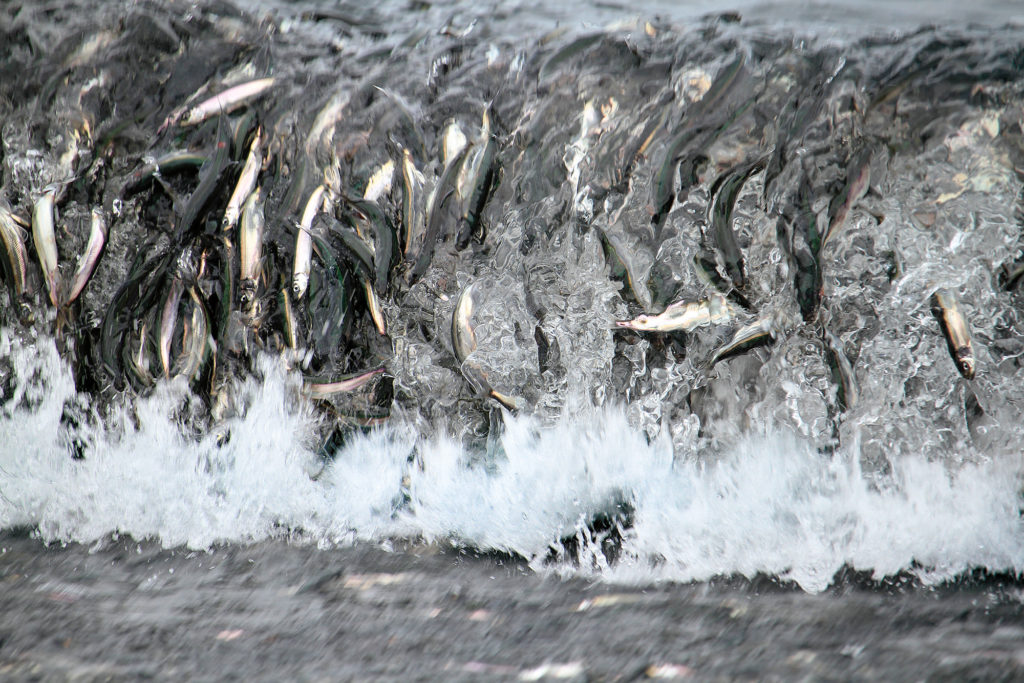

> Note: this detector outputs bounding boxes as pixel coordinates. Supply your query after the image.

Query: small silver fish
[451,283,517,411]
[239,186,265,311]
[616,293,734,333]
[223,127,263,232]
[160,278,185,378]
[179,78,276,127]
[0,203,30,299]
[363,159,395,203]
[65,207,107,306]
[452,283,479,364]
[931,288,975,380]
[32,187,60,307]
[304,367,385,399]
[709,316,775,367]
[292,185,327,300]
[400,148,426,257]
[364,280,387,336]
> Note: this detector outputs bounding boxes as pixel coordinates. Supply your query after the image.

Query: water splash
[2,334,1021,592]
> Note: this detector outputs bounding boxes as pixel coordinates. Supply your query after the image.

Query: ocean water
[1,0,1023,599]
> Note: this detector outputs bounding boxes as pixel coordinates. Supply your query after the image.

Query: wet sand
[1,532,1023,681]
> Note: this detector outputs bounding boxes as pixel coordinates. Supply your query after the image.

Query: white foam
[1,333,1022,592]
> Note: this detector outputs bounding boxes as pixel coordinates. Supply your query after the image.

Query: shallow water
[1,0,1024,675]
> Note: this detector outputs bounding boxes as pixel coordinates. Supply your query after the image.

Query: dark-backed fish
[931,288,975,380]
[709,315,775,367]
[65,208,107,306]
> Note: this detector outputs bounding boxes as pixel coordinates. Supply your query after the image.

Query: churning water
[1,0,1023,595]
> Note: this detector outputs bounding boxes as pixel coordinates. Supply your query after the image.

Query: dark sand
[2,532,1023,681]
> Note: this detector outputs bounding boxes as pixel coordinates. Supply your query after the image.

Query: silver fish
[452,283,479,364]
[364,280,387,336]
[293,184,327,300]
[32,187,60,308]
[159,278,185,378]
[179,78,276,127]
[223,127,263,232]
[363,159,395,203]
[400,148,426,257]
[174,287,211,383]
[239,186,265,311]
[65,207,107,305]
[931,288,975,380]
[823,327,859,412]
[305,367,385,399]
[822,147,872,250]
[451,283,517,411]
[0,203,30,299]
[709,316,775,367]
[616,293,735,333]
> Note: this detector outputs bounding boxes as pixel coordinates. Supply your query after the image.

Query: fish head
[292,273,308,300]
[955,349,976,380]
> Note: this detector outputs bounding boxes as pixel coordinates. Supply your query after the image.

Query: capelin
[451,282,479,364]
[159,278,185,378]
[931,288,975,380]
[364,280,387,336]
[0,203,30,298]
[172,287,210,384]
[615,293,734,333]
[304,367,385,399]
[65,207,107,306]
[223,127,263,232]
[178,77,276,127]
[709,315,775,367]
[400,148,426,257]
[292,185,326,300]
[32,186,60,308]
[239,186,265,285]
[441,120,468,166]
[363,159,395,202]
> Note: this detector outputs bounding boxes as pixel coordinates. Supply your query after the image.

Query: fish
[174,286,211,383]
[177,77,276,127]
[159,277,185,378]
[121,151,207,196]
[455,108,498,250]
[709,315,775,367]
[822,146,872,250]
[346,198,394,294]
[650,53,749,228]
[441,120,468,167]
[409,144,469,283]
[363,159,395,203]
[293,185,327,300]
[931,288,975,380]
[615,293,735,333]
[222,127,263,232]
[239,186,265,313]
[451,282,517,411]
[64,207,107,306]
[400,148,427,257]
[597,225,653,311]
[452,283,479,365]
[707,158,766,292]
[0,203,31,303]
[304,367,385,399]
[364,280,386,336]
[175,134,232,241]
[822,327,859,412]
[32,186,60,308]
